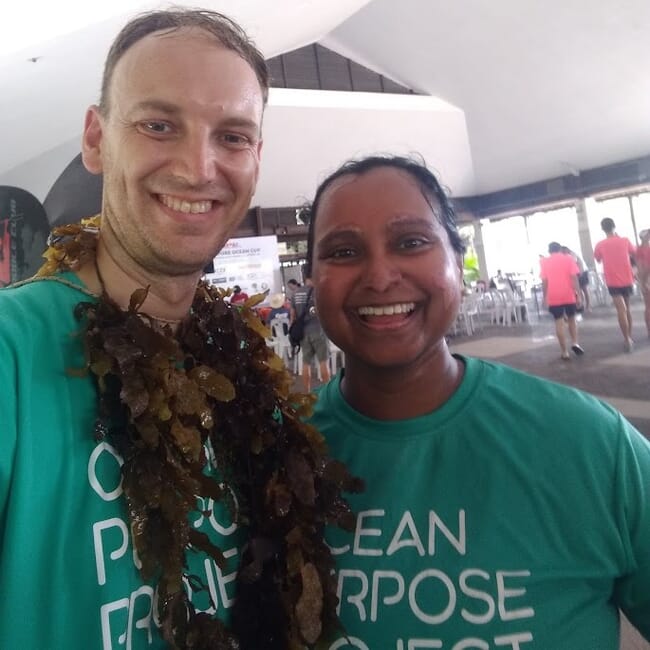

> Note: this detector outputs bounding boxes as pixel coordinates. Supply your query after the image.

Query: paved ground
[448,300,649,439]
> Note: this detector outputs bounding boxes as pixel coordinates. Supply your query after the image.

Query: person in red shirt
[593,218,636,351]
[636,228,650,339]
[229,284,249,305]
[540,241,584,360]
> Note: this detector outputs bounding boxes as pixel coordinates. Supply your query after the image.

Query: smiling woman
[304,154,650,649]
[307,155,466,418]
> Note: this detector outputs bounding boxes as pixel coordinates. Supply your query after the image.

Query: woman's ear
[81,105,104,174]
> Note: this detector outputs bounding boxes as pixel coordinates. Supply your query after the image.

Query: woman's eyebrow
[317,229,362,245]
[385,216,437,233]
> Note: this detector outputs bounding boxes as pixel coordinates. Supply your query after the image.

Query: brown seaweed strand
[38,220,364,648]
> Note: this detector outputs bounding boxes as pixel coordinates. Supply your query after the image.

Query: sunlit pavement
[448,300,649,439]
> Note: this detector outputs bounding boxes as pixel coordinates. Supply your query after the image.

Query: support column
[473,219,489,283]
[575,198,595,269]
[628,195,639,244]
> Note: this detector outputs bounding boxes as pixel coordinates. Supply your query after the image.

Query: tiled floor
[448,300,649,649]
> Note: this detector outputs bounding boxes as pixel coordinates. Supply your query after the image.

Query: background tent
[0,186,49,285]
[43,153,102,227]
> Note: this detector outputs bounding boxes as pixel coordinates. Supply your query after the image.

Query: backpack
[288,288,313,349]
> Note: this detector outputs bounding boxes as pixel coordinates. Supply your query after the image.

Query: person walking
[593,217,636,351]
[541,242,584,359]
[561,245,591,312]
[285,277,301,301]
[290,276,330,391]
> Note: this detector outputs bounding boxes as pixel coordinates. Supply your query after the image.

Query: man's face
[82,28,264,277]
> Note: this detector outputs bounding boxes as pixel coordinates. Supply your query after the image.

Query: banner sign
[204,235,281,298]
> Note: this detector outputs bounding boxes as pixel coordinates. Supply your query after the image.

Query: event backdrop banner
[0,186,49,286]
[204,235,281,299]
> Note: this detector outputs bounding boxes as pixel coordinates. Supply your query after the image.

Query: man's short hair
[548,242,562,253]
[100,8,269,115]
[601,217,615,233]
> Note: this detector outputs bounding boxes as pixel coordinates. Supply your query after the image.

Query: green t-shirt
[0,275,241,649]
[310,357,650,649]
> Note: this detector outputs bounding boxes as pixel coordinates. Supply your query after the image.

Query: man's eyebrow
[218,116,261,131]
[126,101,260,130]
[127,100,180,116]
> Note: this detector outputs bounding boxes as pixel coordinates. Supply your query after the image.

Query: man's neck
[77,238,201,327]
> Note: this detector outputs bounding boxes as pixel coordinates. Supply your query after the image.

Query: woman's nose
[361,255,402,292]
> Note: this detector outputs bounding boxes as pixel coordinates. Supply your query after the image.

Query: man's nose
[175,132,220,186]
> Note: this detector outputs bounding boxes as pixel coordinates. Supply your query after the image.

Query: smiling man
[79,12,265,315]
[0,9,358,650]
[0,10,266,650]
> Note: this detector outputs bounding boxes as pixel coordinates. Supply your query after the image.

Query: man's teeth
[358,303,415,316]
[159,195,213,214]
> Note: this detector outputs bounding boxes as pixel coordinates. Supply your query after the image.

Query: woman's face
[311,166,463,371]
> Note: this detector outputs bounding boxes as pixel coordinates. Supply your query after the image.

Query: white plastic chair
[268,315,292,364]
[454,294,481,335]
[328,340,345,374]
[478,290,500,325]
[499,289,530,325]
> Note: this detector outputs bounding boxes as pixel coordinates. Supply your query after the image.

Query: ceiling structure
[1,0,649,211]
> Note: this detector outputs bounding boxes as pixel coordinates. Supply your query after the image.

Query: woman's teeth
[357,303,415,316]
[159,195,213,214]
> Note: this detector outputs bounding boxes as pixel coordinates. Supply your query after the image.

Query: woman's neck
[340,344,464,421]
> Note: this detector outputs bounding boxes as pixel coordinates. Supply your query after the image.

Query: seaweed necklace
[37,217,362,649]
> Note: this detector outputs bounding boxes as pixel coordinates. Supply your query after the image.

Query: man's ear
[82,105,104,174]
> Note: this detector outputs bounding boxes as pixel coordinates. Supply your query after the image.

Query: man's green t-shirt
[0,275,241,649]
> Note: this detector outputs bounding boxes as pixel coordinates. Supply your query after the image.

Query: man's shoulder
[544,254,571,273]
[0,275,90,334]
[0,279,47,314]
[1,274,77,303]
[599,236,626,249]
